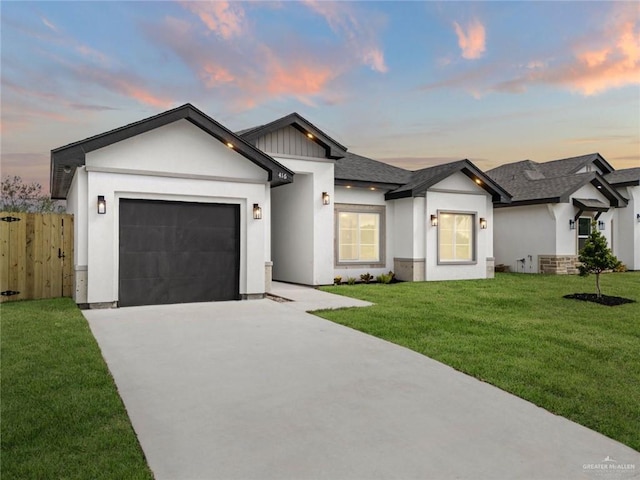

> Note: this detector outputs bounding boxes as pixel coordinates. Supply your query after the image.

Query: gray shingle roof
[537,153,615,176]
[604,167,640,186]
[334,152,412,186]
[486,155,627,206]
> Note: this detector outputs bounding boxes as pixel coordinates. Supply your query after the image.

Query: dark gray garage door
[119,199,240,307]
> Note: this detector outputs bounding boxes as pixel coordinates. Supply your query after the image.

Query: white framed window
[577,217,591,251]
[335,204,385,266]
[438,211,476,263]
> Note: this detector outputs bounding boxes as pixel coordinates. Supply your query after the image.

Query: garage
[119,199,240,307]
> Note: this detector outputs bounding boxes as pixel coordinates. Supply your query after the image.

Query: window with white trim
[438,212,475,263]
[335,204,385,266]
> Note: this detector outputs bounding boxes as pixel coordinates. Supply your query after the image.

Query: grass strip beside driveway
[1,298,153,480]
[318,272,640,452]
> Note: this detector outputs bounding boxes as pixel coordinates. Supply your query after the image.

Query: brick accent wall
[538,255,580,275]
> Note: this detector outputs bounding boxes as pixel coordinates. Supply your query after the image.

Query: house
[51,104,509,308]
[486,153,635,274]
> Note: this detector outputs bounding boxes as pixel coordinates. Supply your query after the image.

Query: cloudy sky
[2,1,639,192]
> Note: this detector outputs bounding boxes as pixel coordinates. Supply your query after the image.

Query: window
[438,212,475,263]
[335,204,385,266]
[578,217,591,251]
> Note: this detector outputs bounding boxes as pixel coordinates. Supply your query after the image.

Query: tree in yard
[578,221,621,298]
[0,175,64,213]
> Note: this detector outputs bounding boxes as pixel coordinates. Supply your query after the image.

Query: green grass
[1,298,153,480]
[317,272,640,452]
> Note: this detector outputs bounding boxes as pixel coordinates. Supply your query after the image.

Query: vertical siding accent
[252,126,326,158]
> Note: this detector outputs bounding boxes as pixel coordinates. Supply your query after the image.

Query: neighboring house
[51,104,509,307]
[486,154,632,274]
[604,167,640,270]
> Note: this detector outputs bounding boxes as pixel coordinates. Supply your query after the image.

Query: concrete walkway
[85,295,639,480]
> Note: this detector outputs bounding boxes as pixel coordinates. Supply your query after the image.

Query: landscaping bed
[564,293,635,306]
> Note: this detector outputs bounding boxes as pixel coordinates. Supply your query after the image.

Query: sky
[1,1,639,193]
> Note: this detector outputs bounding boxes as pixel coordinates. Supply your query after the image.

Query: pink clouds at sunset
[1,1,638,194]
[179,1,245,39]
[453,19,486,60]
[302,0,388,73]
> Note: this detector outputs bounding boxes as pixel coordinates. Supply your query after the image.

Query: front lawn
[318,272,640,451]
[1,298,153,480]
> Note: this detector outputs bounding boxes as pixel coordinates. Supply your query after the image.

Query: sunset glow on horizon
[1,1,638,192]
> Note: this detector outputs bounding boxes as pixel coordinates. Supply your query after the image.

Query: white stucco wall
[494,205,555,273]
[270,157,334,285]
[87,119,267,182]
[494,183,617,273]
[614,185,639,270]
[333,186,395,280]
[69,121,271,305]
[424,176,493,281]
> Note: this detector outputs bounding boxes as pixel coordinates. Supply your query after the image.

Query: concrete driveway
[85,296,639,480]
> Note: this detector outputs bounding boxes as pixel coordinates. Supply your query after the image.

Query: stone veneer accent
[538,255,580,275]
[393,258,425,282]
[265,261,273,293]
[486,257,495,279]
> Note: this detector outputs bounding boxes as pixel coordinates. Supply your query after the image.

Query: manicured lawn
[318,272,640,452]
[1,298,153,480]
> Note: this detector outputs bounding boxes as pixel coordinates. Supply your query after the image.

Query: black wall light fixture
[569,219,576,230]
[253,203,262,220]
[479,217,488,229]
[430,214,438,227]
[322,192,330,205]
[97,196,106,214]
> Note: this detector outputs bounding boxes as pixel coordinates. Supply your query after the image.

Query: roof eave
[51,104,294,199]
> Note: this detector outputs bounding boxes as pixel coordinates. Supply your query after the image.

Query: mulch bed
[563,293,635,307]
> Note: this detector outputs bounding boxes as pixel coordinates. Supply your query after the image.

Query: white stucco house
[51,104,510,308]
[487,154,637,274]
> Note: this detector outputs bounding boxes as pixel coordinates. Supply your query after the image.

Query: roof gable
[604,167,640,187]
[239,113,348,159]
[386,159,511,203]
[50,103,294,199]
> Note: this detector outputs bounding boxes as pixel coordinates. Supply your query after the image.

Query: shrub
[376,273,393,284]
[578,221,621,298]
[333,276,342,285]
[360,273,373,284]
[346,277,356,285]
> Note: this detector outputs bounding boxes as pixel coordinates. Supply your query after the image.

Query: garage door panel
[119,199,240,307]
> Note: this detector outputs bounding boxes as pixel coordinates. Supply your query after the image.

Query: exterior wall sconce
[430,214,438,227]
[569,219,576,230]
[97,195,106,214]
[252,203,262,220]
[637,213,640,222]
[479,217,487,229]
[322,192,330,205]
[598,220,605,231]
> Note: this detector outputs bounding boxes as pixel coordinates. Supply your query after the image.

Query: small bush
[360,273,373,284]
[334,276,342,285]
[376,273,393,284]
[346,277,357,285]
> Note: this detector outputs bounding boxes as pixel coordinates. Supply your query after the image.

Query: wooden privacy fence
[0,212,74,303]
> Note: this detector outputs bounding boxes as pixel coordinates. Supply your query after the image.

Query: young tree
[578,221,620,298]
[0,175,64,213]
